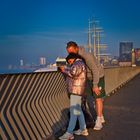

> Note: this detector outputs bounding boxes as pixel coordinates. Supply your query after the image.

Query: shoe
[59,132,74,140]
[93,118,103,130]
[101,116,105,123]
[74,129,89,136]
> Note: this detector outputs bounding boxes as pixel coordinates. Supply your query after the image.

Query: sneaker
[74,129,89,136]
[101,116,105,123]
[93,118,103,130]
[59,132,74,140]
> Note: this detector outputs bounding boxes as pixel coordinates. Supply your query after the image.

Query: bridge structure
[0,67,140,140]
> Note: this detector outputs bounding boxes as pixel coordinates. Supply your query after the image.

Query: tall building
[20,59,24,66]
[119,42,133,62]
[39,57,46,65]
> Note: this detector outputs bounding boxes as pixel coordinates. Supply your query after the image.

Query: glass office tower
[119,42,133,62]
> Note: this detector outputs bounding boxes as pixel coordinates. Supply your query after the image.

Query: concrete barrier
[104,67,140,95]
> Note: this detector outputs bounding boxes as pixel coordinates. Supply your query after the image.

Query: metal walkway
[64,74,140,140]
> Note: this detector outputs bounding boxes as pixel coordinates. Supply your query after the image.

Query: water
[0,69,34,74]
[0,66,58,74]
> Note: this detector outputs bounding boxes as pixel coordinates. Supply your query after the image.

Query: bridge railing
[0,72,70,140]
[0,67,140,140]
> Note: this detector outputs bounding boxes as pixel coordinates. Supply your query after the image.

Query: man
[66,41,106,130]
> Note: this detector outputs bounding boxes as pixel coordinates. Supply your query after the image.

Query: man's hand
[93,87,100,95]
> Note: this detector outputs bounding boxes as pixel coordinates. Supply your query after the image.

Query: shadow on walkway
[46,74,140,140]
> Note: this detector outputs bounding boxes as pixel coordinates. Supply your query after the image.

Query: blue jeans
[67,95,86,134]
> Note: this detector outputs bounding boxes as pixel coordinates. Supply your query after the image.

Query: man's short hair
[66,41,78,49]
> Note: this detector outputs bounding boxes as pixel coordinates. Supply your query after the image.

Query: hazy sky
[0,0,140,69]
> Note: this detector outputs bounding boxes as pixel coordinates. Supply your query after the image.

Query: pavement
[59,74,140,140]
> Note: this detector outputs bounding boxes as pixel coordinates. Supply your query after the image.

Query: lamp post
[131,48,136,66]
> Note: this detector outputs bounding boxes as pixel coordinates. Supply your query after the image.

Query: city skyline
[0,0,140,70]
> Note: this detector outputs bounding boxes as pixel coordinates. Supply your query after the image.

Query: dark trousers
[84,79,97,122]
[85,95,97,122]
[81,96,96,128]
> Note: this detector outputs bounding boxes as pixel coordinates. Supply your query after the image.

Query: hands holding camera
[58,66,65,72]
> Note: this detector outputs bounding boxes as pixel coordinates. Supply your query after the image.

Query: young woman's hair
[65,53,82,63]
